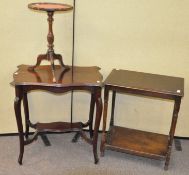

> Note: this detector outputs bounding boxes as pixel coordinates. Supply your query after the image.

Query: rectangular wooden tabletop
[12,65,103,87]
[104,69,184,97]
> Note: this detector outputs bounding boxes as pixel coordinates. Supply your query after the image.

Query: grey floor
[0,133,188,175]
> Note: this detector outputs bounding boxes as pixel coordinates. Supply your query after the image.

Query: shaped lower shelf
[36,122,82,132]
[25,121,89,146]
[105,126,169,160]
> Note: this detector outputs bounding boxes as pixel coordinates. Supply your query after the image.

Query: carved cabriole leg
[28,54,47,71]
[93,88,102,164]
[89,93,95,138]
[36,54,47,67]
[100,87,109,157]
[164,97,181,170]
[55,54,65,68]
[14,86,24,165]
[23,92,29,139]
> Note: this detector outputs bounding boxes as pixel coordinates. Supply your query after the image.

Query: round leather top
[28,3,73,12]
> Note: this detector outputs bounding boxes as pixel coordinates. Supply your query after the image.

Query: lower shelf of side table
[105,126,169,160]
[25,122,84,146]
[36,122,82,132]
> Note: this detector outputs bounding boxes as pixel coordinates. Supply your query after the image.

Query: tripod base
[28,53,69,83]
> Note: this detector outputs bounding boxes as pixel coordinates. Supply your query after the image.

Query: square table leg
[164,97,181,170]
[100,87,110,157]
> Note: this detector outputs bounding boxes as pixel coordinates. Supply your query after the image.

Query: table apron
[106,85,180,100]
[19,85,102,94]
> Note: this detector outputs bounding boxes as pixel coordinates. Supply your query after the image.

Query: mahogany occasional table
[11,65,103,165]
[28,3,73,82]
[100,69,184,170]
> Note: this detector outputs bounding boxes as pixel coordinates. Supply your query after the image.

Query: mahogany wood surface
[28,3,73,82]
[36,122,82,132]
[106,126,168,160]
[105,69,184,97]
[101,69,184,170]
[13,65,103,165]
[12,65,103,87]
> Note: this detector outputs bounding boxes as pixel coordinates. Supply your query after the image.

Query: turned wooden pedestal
[28,3,73,82]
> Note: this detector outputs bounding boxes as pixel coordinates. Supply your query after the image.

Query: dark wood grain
[12,65,103,165]
[28,3,73,82]
[12,65,103,87]
[101,69,184,170]
[36,122,82,132]
[106,126,168,159]
[105,69,184,97]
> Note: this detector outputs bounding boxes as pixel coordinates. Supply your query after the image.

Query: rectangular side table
[11,65,103,165]
[100,69,184,170]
